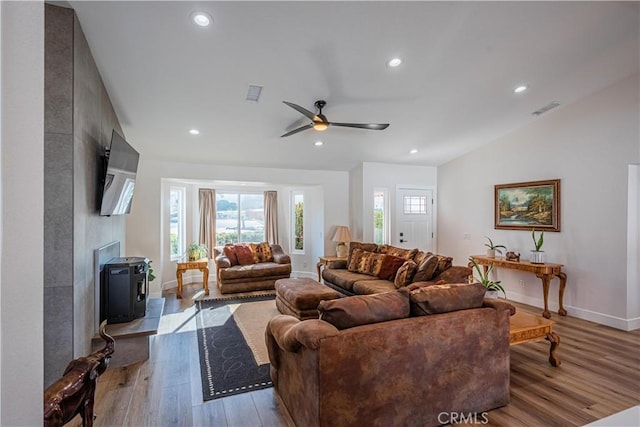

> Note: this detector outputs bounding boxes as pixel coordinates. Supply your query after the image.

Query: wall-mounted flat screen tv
[99,130,140,216]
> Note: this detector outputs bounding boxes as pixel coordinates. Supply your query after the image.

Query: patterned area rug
[195,294,278,401]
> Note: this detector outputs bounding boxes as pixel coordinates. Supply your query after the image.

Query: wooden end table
[510,311,561,366]
[176,258,209,299]
[470,255,567,318]
[317,256,347,281]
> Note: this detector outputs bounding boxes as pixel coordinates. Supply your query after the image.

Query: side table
[176,258,209,299]
[317,256,347,281]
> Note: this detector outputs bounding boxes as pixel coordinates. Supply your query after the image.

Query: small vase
[485,290,499,299]
[486,249,496,258]
[530,250,544,264]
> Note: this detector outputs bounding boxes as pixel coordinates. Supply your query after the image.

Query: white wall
[1,1,44,424]
[438,73,640,330]
[126,159,349,293]
[353,162,437,248]
[627,164,639,327]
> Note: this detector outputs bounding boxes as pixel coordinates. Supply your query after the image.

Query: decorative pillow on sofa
[378,245,418,260]
[234,244,256,265]
[412,254,438,283]
[394,260,418,289]
[409,283,486,316]
[346,249,404,280]
[347,242,379,266]
[433,255,454,277]
[250,242,274,263]
[318,288,410,330]
[223,245,239,266]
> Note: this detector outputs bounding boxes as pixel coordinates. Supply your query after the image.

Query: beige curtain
[264,190,278,244]
[199,189,216,258]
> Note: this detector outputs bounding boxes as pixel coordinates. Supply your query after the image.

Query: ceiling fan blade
[282,101,317,121]
[281,123,314,138]
[330,122,390,131]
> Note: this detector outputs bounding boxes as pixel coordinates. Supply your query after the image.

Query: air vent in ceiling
[245,85,263,102]
[532,101,560,116]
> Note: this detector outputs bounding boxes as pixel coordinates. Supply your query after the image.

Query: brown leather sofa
[213,243,291,293]
[266,294,513,427]
[322,242,472,296]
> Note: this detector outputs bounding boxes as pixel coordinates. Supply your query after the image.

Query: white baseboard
[507,291,639,331]
[162,274,212,291]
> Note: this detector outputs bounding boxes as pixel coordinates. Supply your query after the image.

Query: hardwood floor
[80,283,639,427]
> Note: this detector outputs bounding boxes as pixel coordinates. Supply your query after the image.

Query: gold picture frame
[495,179,560,231]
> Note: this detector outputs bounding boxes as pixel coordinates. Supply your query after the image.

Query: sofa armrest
[270,244,291,264]
[267,315,339,354]
[327,260,347,269]
[482,299,516,316]
[214,254,231,269]
[434,265,472,284]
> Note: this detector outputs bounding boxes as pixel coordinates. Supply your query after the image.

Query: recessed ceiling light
[314,141,324,147]
[189,129,200,135]
[409,149,418,154]
[514,85,528,93]
[387,58,402,68]
[191,11,212,27]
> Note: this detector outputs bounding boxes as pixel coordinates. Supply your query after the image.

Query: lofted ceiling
[69,1,639,171]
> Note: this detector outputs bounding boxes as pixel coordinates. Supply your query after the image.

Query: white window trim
[291,191,305,254]
[170,186,186,261]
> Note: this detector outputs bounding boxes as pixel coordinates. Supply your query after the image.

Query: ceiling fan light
[313,123,328,131]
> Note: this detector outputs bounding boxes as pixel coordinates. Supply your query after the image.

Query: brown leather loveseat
[214,243,291,293]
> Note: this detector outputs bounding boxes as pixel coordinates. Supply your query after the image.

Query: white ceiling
[69,1,639,171]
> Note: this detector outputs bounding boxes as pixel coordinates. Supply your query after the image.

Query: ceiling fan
[281,100,390,138]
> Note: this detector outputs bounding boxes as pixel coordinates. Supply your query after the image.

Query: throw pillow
[433,255,454,277]
[409,283,486,316]
[347,248,365,272]
[318,288,410,330]
[412,254,438,283]
[377,255,405,281]
[251,242,273,263]
[394,260,418,289]
[223,245,239,266]
[378,245,418,260]
[347,242,378,266]
[235,244,255,265]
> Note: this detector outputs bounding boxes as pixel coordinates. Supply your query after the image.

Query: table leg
[557,272,567,316]
[537,273,552,318]
[201,267,209,296]
[546,332,561,367]
[317,262,323,282]
[176,268,184,299]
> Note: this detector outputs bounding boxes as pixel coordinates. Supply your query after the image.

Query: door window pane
[170,187,185,259]
[403,195,427,214]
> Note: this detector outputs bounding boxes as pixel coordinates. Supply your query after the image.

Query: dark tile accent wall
[44,4,126,387]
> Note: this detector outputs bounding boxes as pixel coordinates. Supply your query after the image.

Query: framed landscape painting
[495,179,561,231]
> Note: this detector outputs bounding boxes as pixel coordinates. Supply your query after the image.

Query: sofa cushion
[409,283,486,316]
[378,245,418,260]
[394,260,418,288]
[318,288,410,330]
[347,242,378,266]
[251,242,274,263]
[218,262,291,281]
[412,254,438,283]
[346,249,404,280]
[223,245,239,266]
[321,269,374,292]
[433,254,453,276]
[352,279,397,295]
[235,244,255,265]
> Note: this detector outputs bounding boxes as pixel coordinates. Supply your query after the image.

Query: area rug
[195,293,279,401]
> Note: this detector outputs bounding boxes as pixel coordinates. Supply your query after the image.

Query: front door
[395,187,434,252]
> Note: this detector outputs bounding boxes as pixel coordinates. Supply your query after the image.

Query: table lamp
[332,226,352,258]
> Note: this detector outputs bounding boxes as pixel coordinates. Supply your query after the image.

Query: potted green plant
[147,260,156,282]
[484,236,507,258]
[530,229,544,264]
[469,257,506,298]
[187,242,208,261]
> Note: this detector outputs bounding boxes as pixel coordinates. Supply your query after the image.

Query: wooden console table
[317,256,347,281]
[176,258,209,299]
[470,255,567,319]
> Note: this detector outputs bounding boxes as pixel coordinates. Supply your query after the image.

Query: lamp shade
[332,226,352,243]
